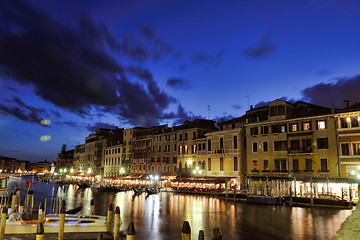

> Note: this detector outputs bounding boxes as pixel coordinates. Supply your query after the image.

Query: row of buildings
[56,100,360,194]
[0,156,52,174]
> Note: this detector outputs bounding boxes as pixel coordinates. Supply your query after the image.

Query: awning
[171,177,229,184]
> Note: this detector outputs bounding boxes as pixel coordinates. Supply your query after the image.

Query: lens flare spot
[41,119,51,126]
[40,135,51,142]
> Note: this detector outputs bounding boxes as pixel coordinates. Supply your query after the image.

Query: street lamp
[120,167,125,174]
[193,166,202,177]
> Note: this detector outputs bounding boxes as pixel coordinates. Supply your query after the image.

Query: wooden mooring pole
[36,221,44,240]
[212,228,222,240]
[127,222,135,240]
[38,202,45,223]
[107,203,113,233]
[91,199,95,215]
[198,230,204,240]
[182,221,191,240]
[0,207,7,240]
[114,206,121,240]
[58,200,66,240]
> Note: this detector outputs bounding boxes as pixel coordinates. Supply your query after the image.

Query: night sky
[1,0,360,162]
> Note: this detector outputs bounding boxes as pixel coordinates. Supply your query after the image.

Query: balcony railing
[214,149,227,154]
[289,146,313,154]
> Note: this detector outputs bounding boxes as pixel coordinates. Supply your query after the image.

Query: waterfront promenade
[3,176,354,240]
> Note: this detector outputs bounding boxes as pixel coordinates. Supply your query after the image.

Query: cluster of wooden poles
[0,186,222,240]
[181,221,222,240]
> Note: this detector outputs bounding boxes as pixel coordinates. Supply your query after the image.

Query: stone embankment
[333,202,360,239]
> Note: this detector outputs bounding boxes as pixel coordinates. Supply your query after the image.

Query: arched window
[202,161,205,170]
[208,139,212,151]
[220,137,224,149]
[198,143,202,151]
[233,136,238,149]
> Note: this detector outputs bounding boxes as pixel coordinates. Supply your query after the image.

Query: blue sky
[1,0,360,162]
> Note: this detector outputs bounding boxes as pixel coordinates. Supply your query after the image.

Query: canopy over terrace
[105,173,157,186]
[171,177,234,192]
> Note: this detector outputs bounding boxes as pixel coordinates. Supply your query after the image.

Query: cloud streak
[242,34,277,58]
[0,97,48,124]
[192,50,225,67]
[166,78,191,90]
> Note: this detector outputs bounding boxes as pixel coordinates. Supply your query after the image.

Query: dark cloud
[139,24,155,42]
[0,97,48,124]
[163,105,203,125]
[138,24,182,60]
[51,110,61,118]
[0,1,123,112]
[0,1,178,127]
[242,34,277,58]
[192,50,225,67]
[87,122,117,132]
[122,34,150,62]
[232,104,242,110]
[254,97,295,108]
[302,76,360,108]
[213,114,236,124]
[166,78,190,90]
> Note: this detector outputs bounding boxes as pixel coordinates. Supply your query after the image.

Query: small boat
[77,182,91,189]
[132,187,143,194]
[5,214,109,234]
[65,204,83,214]
[146,187,159,195]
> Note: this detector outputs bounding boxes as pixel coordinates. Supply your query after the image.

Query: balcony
[288,146,313,154]
[214,149,227,154]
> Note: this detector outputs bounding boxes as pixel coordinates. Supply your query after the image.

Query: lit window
[303,122,311,131]
[318,120,326,129]
[291,124,298,132]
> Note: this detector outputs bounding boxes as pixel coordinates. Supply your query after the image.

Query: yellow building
[205,117,245,186]
[336,102,360,178]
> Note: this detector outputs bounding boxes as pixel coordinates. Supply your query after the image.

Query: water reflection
[7,176,352,240]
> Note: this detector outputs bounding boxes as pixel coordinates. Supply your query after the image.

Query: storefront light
[60,169,63,173]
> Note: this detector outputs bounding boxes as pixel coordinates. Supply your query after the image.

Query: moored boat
[132,187,143,194]
[146,187,159,195]
[5,214,109,234]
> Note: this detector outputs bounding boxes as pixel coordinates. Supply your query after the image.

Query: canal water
[7,176,353,240]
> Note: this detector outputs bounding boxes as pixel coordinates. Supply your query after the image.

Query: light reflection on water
[7,176,352,240]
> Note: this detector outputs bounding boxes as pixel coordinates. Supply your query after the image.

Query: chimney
[250,105,253,110]
[344,100,349,108]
